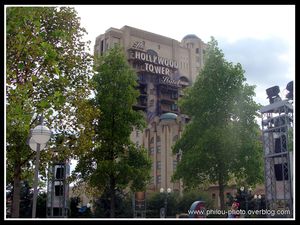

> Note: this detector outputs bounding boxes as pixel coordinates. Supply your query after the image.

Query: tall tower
[260,86,293,218]
[94,26,206,196]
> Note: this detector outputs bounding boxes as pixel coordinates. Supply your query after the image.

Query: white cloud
[75,5,295,44]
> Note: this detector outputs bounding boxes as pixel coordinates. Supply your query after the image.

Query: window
[158,44,160,49]
[150,137,154,144]
[171,104,178,111]
[55,167,64,179]
[157,175,161,184]
[55,185,64,196]
[171,92,178,99]
[100,40,104,55]
[157,145,161,153]
[150,147,154,154]
[157,136,161,152]
[157,161,161,170]
[136,130,139,137]
[196,48,200,54]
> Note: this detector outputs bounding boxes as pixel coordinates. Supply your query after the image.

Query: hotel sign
[130,50,179,76]
[159,75,189,87]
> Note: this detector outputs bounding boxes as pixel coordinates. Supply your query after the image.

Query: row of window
[149,135,178,144]
[151,160,178,173]
[149,146,161,154]
[187,44,206,55]
[148,157,179,184]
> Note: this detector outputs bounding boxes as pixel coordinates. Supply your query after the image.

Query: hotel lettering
[132,50,179,76]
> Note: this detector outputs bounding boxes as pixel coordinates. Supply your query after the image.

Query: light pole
[240,186,252,217]
[254,194,261,210]
[160,187,171,218]
[29,116,51,218]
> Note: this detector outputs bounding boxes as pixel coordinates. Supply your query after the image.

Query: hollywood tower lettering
[132,50,178,76]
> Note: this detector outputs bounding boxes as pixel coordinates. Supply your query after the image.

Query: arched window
[146,49,158,56]
[179,76,190,87]
[150,137,154,144]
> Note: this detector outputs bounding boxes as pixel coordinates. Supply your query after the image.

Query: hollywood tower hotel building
[94,26,207,194]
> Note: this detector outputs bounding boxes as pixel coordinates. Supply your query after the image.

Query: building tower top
[182,34,201,41]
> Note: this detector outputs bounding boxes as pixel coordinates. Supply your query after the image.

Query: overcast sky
[73,5,295,106]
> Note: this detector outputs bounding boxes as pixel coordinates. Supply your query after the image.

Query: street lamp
[254,194,262,210]
[29,116,51,218]
[160,187,171,218]
[240,186,250,217]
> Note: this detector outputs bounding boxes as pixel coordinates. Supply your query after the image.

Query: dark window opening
[274,163,289,180]
[274,135,287,153]
[56,167,64,179]
[55,185,64,196]
[100,40,104,55]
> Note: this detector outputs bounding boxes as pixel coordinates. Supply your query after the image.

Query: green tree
[6,7,97,217]
[69,196,81,218]
[172,37,263,210]
[36,192,47,218]
[74,46,151,218]
[18,181,32,218]
[93,189,133,218]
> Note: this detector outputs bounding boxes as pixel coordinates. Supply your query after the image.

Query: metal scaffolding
[46,160,70,218]
[260,100,293,218]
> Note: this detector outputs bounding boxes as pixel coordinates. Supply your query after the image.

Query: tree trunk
[109,177,116,218]
[219,183,225,210]
[218,172,225,210]
[11,161,21,218]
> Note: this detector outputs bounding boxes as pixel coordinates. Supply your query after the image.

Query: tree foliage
[74,46,151,217]
[172,37,263,209]
[93,189,133,218]
[6,6,97,217]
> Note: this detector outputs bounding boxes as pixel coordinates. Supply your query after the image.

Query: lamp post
[254,194,261,210]
[240,186,252,217]
[29,116,51,218]
[160,187,171,218]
